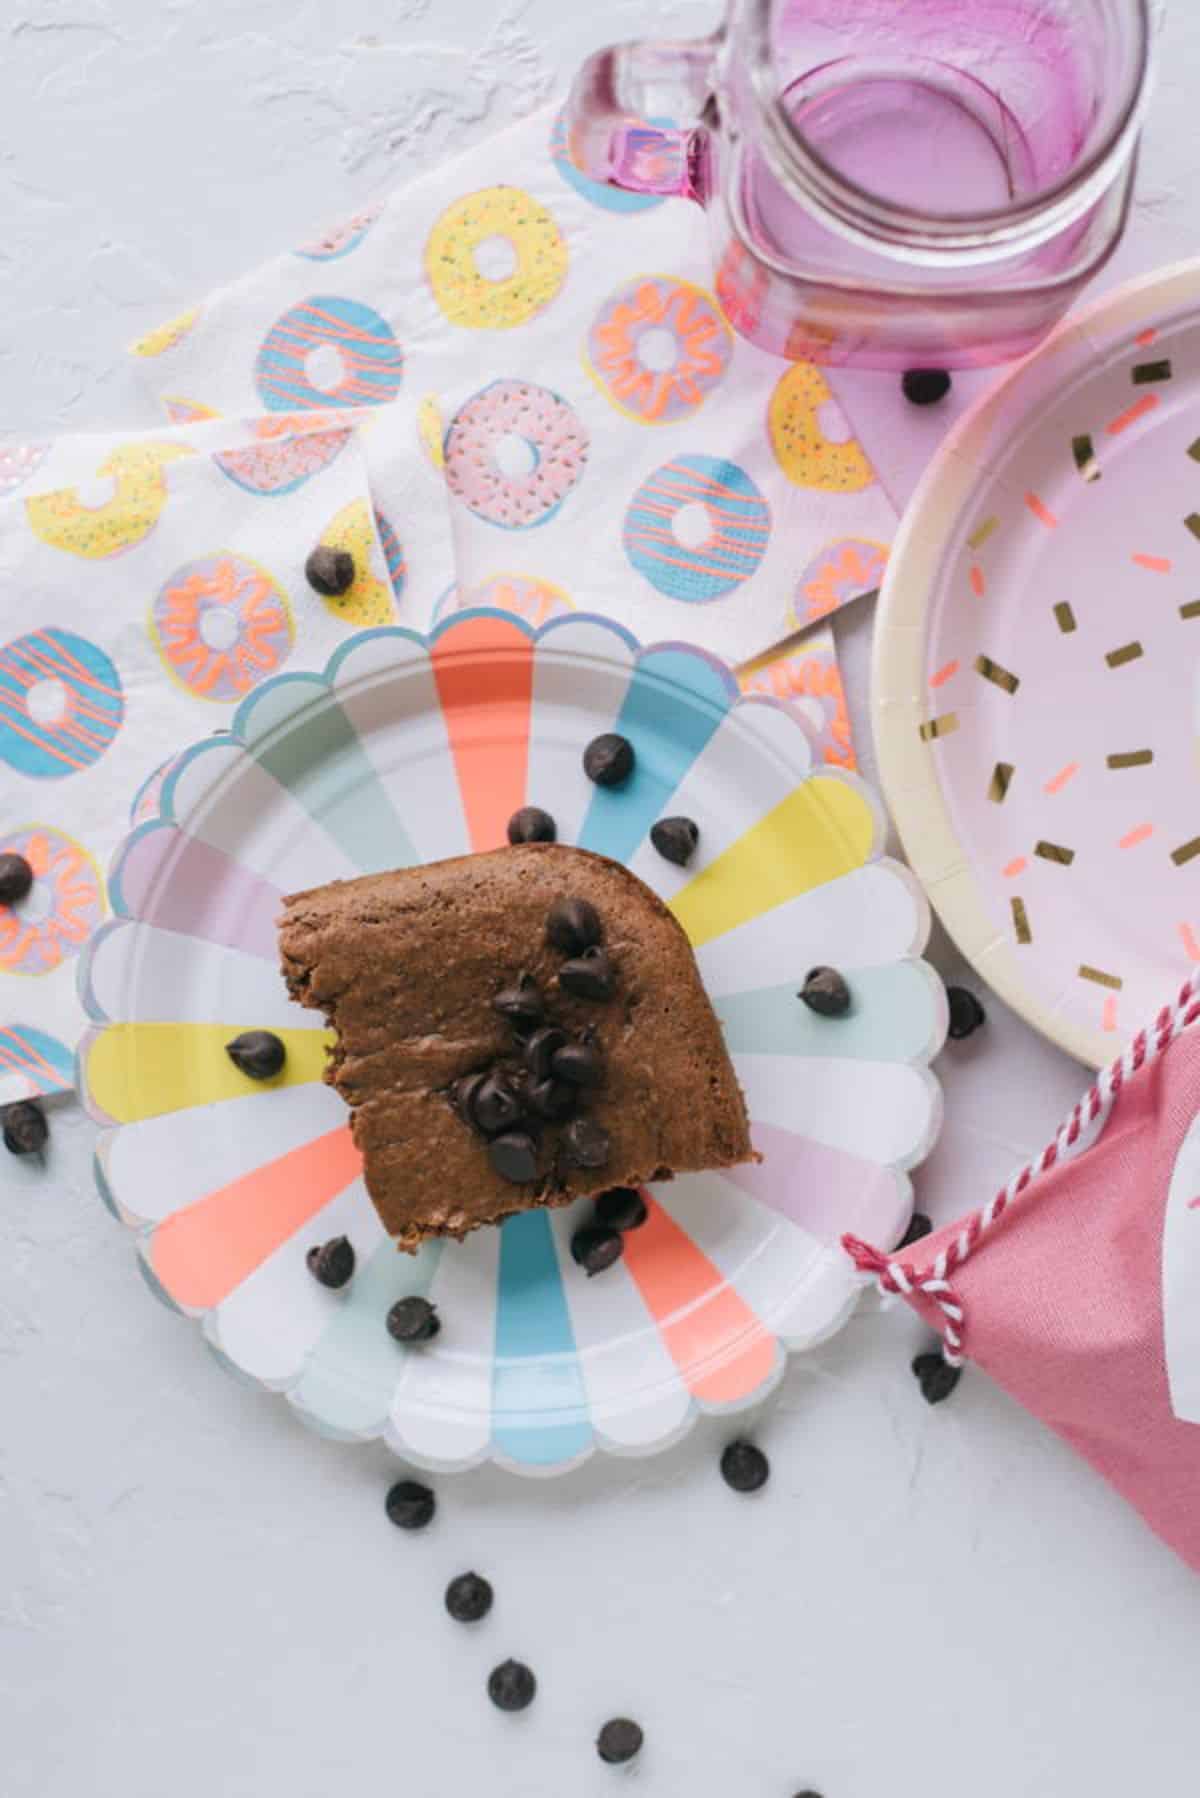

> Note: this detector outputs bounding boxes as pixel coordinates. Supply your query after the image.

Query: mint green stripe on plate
[714,961,941,1063]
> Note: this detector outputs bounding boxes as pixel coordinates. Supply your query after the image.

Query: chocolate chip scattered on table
[946,985,986,1039]
[2,1099,48,1158]
[487,1659,537,1712]
[445,1571,494,1623]
[225,1029,286,1079]
[913,1352,961,1405]
[897,1212,932,1250]
[385,1478,436,1530]
[901,367,952,406]
[720,1438,770,1493]
[596,1718,644,1764]
[0,851,34,906]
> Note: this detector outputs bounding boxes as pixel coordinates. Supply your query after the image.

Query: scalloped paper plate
[78,612,944,1474]
[875,260,1200,1068]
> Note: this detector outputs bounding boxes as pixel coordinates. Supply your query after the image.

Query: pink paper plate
[875,259,1200,1068]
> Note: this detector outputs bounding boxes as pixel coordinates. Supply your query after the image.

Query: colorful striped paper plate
[78,612,944,1474]
[874,260,1200,1068]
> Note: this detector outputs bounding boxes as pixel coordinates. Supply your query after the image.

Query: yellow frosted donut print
[767,363,876,492]
[425,187,567,331]
[131,308,200,357]
[25,442,195,560]
[315,501,395,627]
[417,394,445,468]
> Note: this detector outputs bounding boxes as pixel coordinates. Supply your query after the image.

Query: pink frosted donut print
[0,443,50,498]
[213,424,352,497]
[444,379,588,529]
[791,538,890,627]
[0,825,103,977]
[151,553,294,702]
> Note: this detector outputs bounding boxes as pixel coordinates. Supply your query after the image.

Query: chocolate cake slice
[279,843,755,1250]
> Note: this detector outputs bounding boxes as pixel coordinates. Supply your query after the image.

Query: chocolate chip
[445,1571,493,1623]
[452,1072,488,1129]
[0,852,34,906]
[487,1659,536,1712]
[720,1438,769,1493]
[913,1351,961,1405]
[305,543,356,596]
[306,1235,355,1288]
[898,1211,932,1249]
[225,1030,286,1079]
[550,1040,604,1088]
[471,1070,524,1135]
[387,1295,441,1343]
[595,1186,647,1232]
[570,1224,623,1276]
[489,1131,539,1184]
[650,816,699,867]
[527,1078,577,1122]
[545,896,603,954]
[799,966,851,1018]
[597,1718,644,1764]
[562,1117,611,1170]
[507,806,556,845]
[902,367,952,406]
[524,1025,568,1080]
[792,1790,824,1797]
[559,945,615,1002]
[2,1100,47,1157]
[583,732,635,787]
[385,1478,436,1530]
[946,985,986,1040]
[492,972,544,1031]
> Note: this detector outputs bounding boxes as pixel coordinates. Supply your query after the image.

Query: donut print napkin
[124,103,896,667]
[0,403,453,1101]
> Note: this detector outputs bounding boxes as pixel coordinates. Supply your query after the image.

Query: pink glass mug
[565,0,1150,368]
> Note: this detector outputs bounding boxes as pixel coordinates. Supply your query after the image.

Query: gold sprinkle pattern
[1105,641,1143,668]
[988,761,1014,803]
[1053,601,1077,633]
[1079,964,1123,990]
[1132,359,1173,384]
[975,654,1020,695]
[1011,897,1032,944]
[1171,835,1200,867]
[968,516,999,549]
[1035,840,1075,866]
[1072,433,1100,481]
[1181,599,1200,620]
[1107,749,1154,769]
[919,712,959,742]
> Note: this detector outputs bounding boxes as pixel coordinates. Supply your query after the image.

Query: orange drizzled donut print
[0,825,103,976]
[150,553,295,702]
[585,276,732,423]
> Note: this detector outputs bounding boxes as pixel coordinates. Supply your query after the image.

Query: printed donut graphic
[25,441,195,560]
[150,553,295,702]
[163,398,221,424]
[740,642,854,770]
[425,187,567,331]
[0,443,50,499]
[295,203,383,262]
[585,276,733,424]
[790,538,890,627]
[0,627,125,778]
[254,296,404,411]
[130,754,181,826]
[375,511,406,602]
[131,308,200,358]
[417,394,445,469]
[311,502,398,627]
[767,364,876,492]
[0,826,104,976]
[213,421,352,497]
[433,573,574,627]
[0,1023,74,1099]
[623,454,770,602]
[444,378,589,529]
[549,107,665,214]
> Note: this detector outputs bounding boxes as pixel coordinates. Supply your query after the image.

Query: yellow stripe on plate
[669,776,876,948]
[83,1022,334,1123]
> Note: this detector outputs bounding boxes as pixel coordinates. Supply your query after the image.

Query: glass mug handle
[563,34,720,204]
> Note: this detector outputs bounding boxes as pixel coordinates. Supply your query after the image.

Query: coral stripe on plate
[149,1124,363,1310]
[669,775,878,947]
[621,1196,778,1406]
[80,1021,332,1124]
[492,1209,592,1469]
[431,614,534,851]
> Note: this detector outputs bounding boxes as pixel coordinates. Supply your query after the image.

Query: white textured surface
[5,4,1200,1796]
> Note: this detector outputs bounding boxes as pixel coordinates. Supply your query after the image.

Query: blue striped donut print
[623,454,771,603]
[253,296,404,411]
[0,627,124,779]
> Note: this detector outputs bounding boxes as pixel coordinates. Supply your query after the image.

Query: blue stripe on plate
[492,1210,592,1467]
[576,647,736,866]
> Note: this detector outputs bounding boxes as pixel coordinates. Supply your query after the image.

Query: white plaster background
[3,4,1200,1796]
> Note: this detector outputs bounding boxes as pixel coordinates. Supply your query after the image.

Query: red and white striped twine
[844,973,1200,1366]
